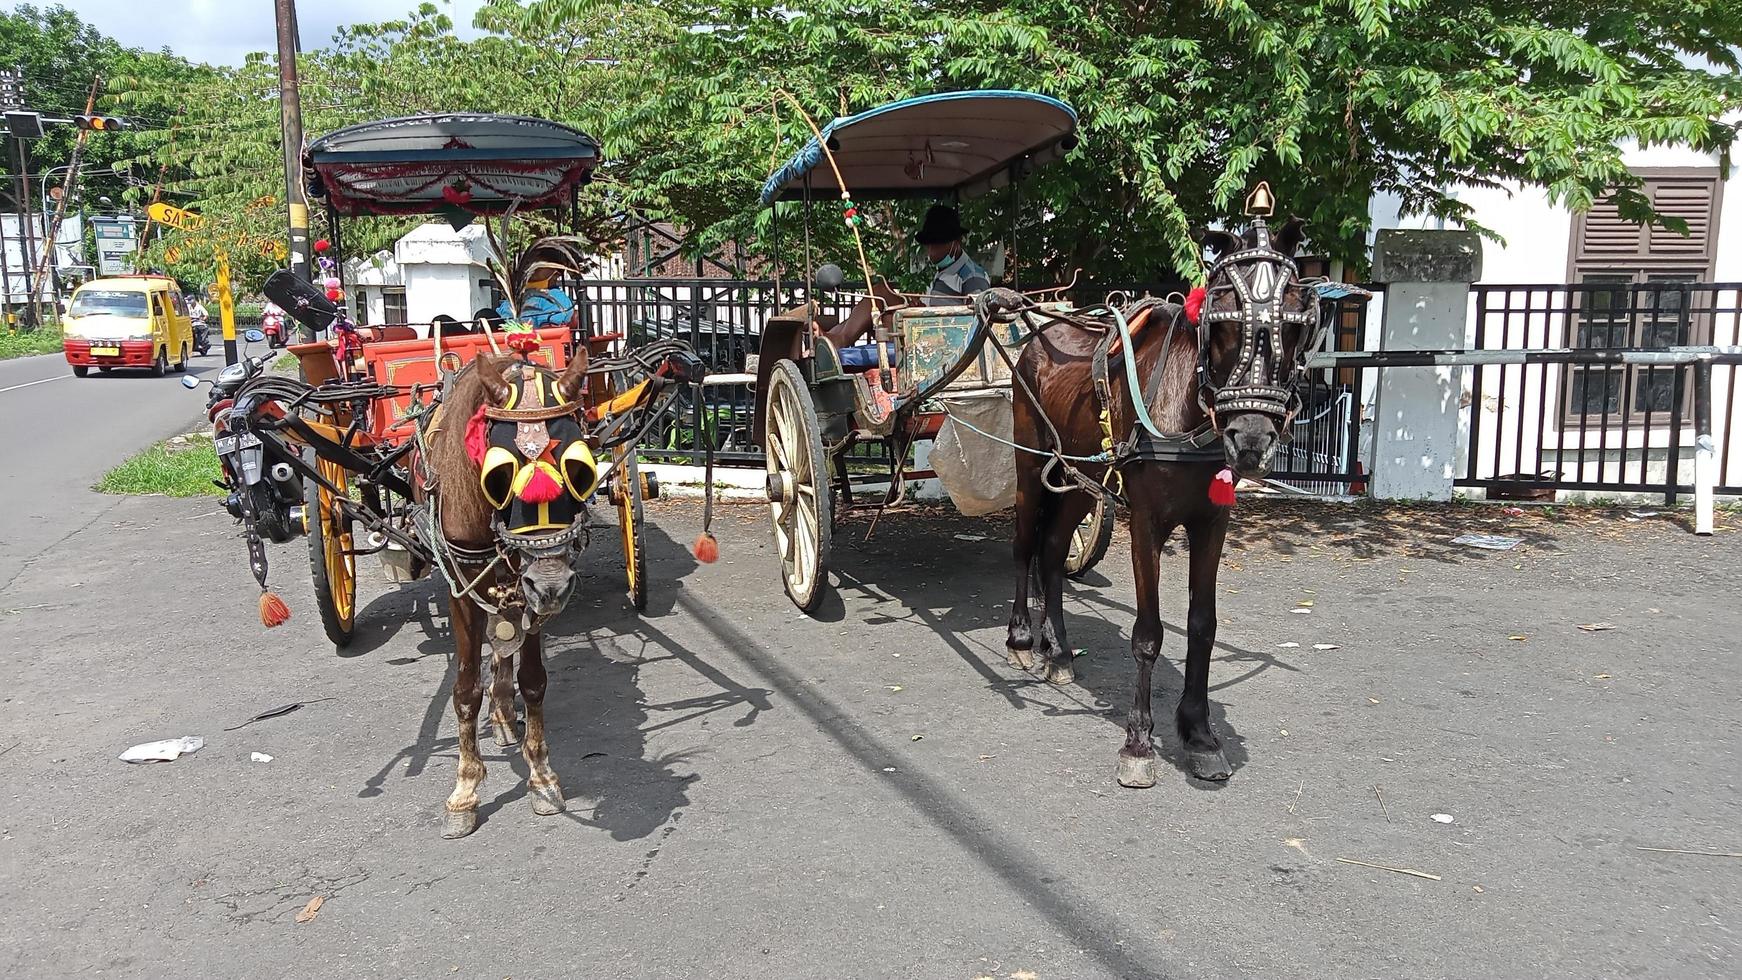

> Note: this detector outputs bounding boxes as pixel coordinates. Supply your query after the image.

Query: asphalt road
[2,470,1738,979]
[0,349,223,592]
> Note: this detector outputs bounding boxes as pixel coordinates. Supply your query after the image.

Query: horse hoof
[1188,748,1234,782]
[529,784,566,816]
[1006,645,1036,670]
[1116,752,1158,789]
[1045,660,1076,686]
[441,808,479,839]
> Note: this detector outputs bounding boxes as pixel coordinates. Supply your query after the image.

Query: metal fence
[1459,281,1742,501]
[573,279,854,465]
[571,277,1374,488]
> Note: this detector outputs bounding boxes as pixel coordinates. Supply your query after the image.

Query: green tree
[115,0,1742,284]
[510,0,1742,280]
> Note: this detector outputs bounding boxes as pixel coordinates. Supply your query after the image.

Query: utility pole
[274,0,314,342]
[13,136,38,326]
[32,76,100,321]
[0,70,16,326]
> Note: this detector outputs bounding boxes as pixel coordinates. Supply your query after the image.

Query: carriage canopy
[305,114,602,218]
[759,90,1078,206]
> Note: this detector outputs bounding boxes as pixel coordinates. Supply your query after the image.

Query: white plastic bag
[118,736,205,764]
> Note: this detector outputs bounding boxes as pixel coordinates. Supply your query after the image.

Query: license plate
[215,432,260,457]
[90,346,120,357]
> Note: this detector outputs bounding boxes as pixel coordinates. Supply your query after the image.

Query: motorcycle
[192,317,212,356]
[182,328,305,544]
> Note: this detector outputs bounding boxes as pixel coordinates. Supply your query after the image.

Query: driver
[820,205,990,362]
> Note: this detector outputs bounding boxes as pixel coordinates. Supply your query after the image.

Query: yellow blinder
[559,440,600,501]
[479,446,518,509]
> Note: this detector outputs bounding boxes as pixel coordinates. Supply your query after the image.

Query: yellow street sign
[146,202,205,232]
[164,245,182,264]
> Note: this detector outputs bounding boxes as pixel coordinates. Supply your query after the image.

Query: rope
[1107,304,1168,440]
[942,409,1112,463]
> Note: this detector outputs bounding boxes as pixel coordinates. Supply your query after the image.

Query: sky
[45,0,487,66]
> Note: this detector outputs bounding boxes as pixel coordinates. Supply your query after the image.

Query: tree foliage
[109,0,1742,284]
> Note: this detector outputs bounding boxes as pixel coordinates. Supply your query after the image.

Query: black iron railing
[572,277,1373,490]
[1460,281,1742,501]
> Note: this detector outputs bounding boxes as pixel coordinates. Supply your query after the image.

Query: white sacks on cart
[931,389,1020,516]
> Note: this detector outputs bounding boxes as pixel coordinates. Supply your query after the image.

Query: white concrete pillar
[1368,230,1483,501]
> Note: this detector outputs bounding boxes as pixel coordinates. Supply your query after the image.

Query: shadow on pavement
[356,506,758,843]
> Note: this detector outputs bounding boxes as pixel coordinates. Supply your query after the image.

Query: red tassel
[313,238,330,253]
[691,531,719,564]
[1184,286,1207,325]
[259,591,291,627]
[519,464,564,504]
[1209,467,1237,507]
[464,405,489,465]
[442,184,473,206]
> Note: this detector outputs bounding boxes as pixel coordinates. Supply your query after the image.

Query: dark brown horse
[422,350,598,838]
[1006,217,1319,788]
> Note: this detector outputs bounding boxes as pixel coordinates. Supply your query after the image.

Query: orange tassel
[691,531,719,564]
[259,591,291,628]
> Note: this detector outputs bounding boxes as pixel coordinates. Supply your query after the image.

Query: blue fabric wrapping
[838,343,897,370]
[497,288,576,329]
[1312,282,1372,301]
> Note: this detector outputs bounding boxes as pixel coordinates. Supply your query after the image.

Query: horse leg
[443,596,488,838]
[1006,460,1046,669]
[1179,510,1234,781]
[518,630,566,815]
[1035,490,1093,685]
[488,618,518,748]
[1116,508,1168,788]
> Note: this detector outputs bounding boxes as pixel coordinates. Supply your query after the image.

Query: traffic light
[75,115,129,132]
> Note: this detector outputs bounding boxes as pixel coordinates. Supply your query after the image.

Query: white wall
[392,224,494,326]
[1367,135,1740,499]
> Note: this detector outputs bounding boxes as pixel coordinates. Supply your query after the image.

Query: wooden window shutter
[1576,171,1720,270]
[1579,194,1645,257]
[1647,179,1715,257]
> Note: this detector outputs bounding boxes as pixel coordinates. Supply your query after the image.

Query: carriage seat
[366,325,419,344]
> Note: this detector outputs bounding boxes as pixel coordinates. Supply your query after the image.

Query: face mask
[934,250,957,270]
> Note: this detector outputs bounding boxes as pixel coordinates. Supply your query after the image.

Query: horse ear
[1275,215,1307,257]
[556,350,588,404]
[479,360,512,406]
[1193,227,1244,260]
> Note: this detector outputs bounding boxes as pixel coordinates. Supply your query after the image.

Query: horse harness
[1084,217,1329,479]
[415,361,596,633]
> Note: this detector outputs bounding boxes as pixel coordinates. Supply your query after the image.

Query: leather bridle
[1195,218,1326,429]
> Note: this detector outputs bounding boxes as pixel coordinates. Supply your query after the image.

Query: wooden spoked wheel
[305,456,357,648]
[1065,496,1114,580]
[764,360,831,612]
[616,445,648,612]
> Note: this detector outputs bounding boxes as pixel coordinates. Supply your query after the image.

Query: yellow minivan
[63,275,195,377]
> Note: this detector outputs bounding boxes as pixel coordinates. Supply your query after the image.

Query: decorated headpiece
[466,362,599,535]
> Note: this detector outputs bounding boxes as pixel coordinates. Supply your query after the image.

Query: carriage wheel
[306,456,357,648]
[1065,496,1114,579]
[616,445,648,612]
[764,360,832,613]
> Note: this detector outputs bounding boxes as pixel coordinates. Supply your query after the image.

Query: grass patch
[95,434,225,497]
[0,325,64,361]
[273,351,299,373]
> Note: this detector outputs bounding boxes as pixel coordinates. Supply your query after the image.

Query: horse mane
[1123,299,1205,434]
[427,353,517,547]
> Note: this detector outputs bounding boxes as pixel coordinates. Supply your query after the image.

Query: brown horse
[1006,217,1319,788]
[422,351,598,838]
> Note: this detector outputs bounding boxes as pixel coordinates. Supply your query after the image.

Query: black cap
[915,205,966,245]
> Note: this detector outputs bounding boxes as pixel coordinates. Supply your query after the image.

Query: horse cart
[198,114,700,648]
[751,91,1109,611]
